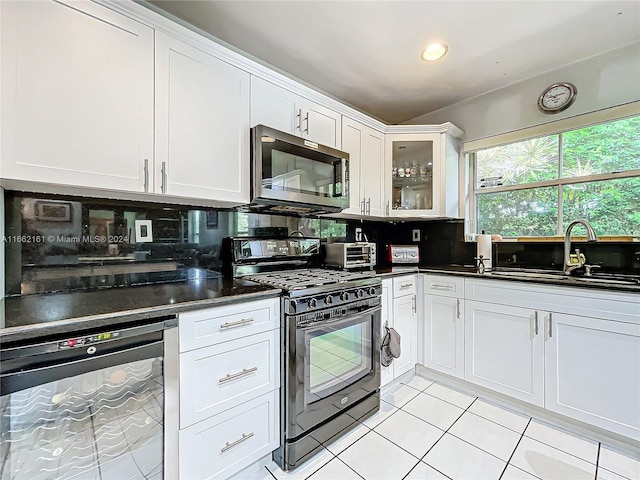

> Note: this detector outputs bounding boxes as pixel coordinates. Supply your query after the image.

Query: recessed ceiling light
[421,43,448,62]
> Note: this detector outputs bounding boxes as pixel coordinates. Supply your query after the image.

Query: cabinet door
[423,294,464,378]
[155,33,250,203]
[385,133,442,217]
[299,100,341,149]
[392,294,417,377]
[361,128,385,217]
[341,118,364,214]
[250,76,298,134]
[464,300,544,406]
[545,313,640,440]
[1,0,153,191]
[380,279,394,386]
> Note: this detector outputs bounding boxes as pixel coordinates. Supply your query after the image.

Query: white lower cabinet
[464,300,544,406]
[545,313,640,440]
[380,279,394,387]
[180,328,279,428]
[177,298,280,479]
[422,275,465,379]
[180,390,279,480]
[462,278,640,441]
[380,275,417,385]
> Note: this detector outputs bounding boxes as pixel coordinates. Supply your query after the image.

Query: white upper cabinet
[384,126,463,218]
[155,33,250,204]
[250,76,341,148]
[341,117,385,216]
[0,0,154,192]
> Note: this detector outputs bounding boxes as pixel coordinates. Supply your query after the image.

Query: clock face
[538,83,577,114]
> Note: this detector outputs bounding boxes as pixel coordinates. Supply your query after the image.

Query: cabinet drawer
[179,298,279,352]
[180,390,279,480]
[393,275,416,298]
[180,329,279,428]
[423,274,464,298]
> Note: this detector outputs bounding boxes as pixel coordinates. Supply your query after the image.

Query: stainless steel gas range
[222,237,381,471]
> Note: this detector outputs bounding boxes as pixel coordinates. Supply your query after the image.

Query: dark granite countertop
[1,268,281,344]
[418,265,640,293]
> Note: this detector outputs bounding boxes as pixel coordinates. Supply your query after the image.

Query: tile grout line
[334,456,366,480]
[498,417,534,480]
[520,429,600,467]
[464,407,530,434]
[594,442,601,480]
[418,395,479,463]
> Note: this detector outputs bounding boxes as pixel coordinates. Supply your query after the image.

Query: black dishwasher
[0,316,177,480]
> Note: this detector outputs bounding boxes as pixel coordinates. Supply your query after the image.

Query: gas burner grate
[243,268,375,290]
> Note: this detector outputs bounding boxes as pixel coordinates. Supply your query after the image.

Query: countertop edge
[0,288,282,344]
[417,267,640,294]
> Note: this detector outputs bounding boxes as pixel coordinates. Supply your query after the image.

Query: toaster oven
[324,242,376,270]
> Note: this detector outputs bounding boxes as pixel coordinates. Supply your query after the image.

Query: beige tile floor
[260,375,640,480]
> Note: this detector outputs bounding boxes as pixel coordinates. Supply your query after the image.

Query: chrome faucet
[563,219,598,275]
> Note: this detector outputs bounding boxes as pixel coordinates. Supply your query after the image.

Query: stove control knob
[340,292,350,301]
[368,287,377,296]
[325,295,333,305]
[356,289,365,298]
[308,298,317,308]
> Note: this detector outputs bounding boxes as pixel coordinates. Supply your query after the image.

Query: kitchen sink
[490,269,640,286]
[572,275,640,286]
[490,270,567,281]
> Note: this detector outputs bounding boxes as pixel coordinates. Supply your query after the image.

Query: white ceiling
[149,1,640,124]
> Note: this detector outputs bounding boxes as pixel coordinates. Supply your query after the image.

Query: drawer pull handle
[219,367,258,384]
[400,283,413,289]
[220,318,254,330]
[220,432,254,453]
[456,299,461,319]
[431,284,453,290]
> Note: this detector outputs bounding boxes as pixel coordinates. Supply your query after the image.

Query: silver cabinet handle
[386,201,389,216]
[400,282,413,289]
[143,159,149,192]
[220,317,254,330]
[412,295,416,313]
[431,284,453,291]
[366,198,371,215]
[547,313,553,337]
[303,112,309,134]
[219,366,258,384]
[456,299,460,319]
[361,198,365,215]
[161,161,167,194]
[296,109,302,131]
[534,311,539,336]
[220,432,254,453]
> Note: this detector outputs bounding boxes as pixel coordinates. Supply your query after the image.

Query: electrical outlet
[412,229,420,242]
[355,227,362,242]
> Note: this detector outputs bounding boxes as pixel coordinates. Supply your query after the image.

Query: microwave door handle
[341,158,348,197]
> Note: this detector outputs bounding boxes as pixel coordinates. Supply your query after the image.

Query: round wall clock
[537,82,577,114]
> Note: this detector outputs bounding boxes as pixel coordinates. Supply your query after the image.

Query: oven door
[286,305,381,439]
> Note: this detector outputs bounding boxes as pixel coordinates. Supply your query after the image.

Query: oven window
[0,357,163,480]
[306,318,372,403]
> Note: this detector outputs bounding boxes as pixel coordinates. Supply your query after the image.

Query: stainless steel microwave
[250,125,349,215]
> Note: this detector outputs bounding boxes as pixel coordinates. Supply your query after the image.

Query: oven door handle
[296,305,381,331]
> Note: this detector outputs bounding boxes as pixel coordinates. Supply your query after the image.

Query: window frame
[464,103,640,239]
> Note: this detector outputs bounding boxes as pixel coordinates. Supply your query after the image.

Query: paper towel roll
[476,234,492,271]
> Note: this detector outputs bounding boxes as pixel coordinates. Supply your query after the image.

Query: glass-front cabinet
[384,125,463,218]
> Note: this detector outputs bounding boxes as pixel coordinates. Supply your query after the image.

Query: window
[470,115,640,238]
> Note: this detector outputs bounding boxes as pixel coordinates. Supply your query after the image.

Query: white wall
[406,42,640,142]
